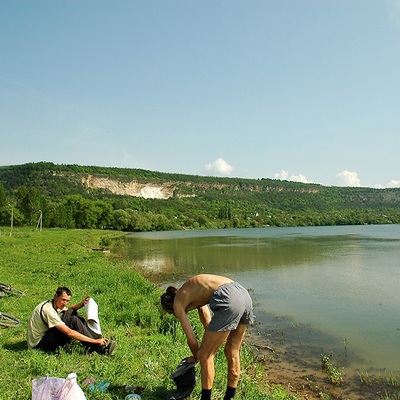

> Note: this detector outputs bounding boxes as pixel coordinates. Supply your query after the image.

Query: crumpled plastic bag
[32,372,87,400]
[166,357,196,400]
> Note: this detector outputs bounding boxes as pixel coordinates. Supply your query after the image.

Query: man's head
[53,286,72,309]
[160,286,177,314]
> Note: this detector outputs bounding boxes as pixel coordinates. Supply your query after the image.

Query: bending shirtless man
[161,274,253,400]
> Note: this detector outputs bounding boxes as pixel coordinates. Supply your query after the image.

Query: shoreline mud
[248,322,400,400]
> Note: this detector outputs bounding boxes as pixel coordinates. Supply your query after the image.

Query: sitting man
[27,286,115,355]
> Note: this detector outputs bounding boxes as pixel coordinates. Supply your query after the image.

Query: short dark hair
[160,286,177,313]
[55,286,72,297]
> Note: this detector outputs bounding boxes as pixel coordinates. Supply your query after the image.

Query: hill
[0,162,399,231]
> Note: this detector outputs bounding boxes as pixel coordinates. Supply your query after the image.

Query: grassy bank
[0,227,298,400]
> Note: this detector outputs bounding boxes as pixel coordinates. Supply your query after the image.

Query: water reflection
[122,235,345,274]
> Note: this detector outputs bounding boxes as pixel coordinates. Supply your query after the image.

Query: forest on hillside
[0,162,399,232]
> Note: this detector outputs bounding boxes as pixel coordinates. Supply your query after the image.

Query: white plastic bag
[32,376,64,400]
[32,373,87,400]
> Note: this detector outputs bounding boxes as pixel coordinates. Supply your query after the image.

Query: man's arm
[198,305,211,329]
[68,296,90,311]
[56,323,107,346]
[174,306,199,358]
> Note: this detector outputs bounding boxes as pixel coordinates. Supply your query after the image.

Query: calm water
[122,225,400,373]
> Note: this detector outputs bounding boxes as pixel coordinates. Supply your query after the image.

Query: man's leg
[63,309,116,355]
[36,327,70,352]
[36,310,92,353]
[62,309,93,336]
[197,329,230,392]
[62,309,100,352]
[223,324,247,398]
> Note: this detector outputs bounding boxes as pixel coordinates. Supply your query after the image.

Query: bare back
[170,274,235,362]
[175,274,233,313]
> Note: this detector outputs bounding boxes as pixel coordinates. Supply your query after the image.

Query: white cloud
[274,170,310,184]
[275,169,399,188]
[373,179,400,189]
[387,179,400,188]
[335,170,362,187]
[205,158,234,176]
[290,174,310,184]
[274,170,289,180]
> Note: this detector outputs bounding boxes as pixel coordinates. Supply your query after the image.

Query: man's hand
[93,337,108,346]
[82,296,90,306]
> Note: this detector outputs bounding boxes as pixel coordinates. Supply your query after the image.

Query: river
[121,224,400,397]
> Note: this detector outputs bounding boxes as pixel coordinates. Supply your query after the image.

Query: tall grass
[0,228,298,399]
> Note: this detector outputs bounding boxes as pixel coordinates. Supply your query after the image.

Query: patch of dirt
[253,347,362,400]
[247,323,400,400]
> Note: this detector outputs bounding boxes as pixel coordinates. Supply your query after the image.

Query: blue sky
[1,0,400,188]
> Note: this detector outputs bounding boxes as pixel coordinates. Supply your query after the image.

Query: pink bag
[32,373,87,400]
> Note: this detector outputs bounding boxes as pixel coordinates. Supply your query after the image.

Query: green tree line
[1,162,400,231]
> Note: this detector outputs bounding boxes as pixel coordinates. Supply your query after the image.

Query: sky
[1,0,400,188]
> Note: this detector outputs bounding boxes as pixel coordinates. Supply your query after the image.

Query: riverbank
[0,228,292,399]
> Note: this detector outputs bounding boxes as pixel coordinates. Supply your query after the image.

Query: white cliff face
[81,174,175,199]
[139,186,167,199]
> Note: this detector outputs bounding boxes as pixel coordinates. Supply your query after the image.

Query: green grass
[0,227,298,400]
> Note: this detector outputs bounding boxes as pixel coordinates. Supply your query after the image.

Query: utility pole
[10,205,13,236]
[36,210,43,231]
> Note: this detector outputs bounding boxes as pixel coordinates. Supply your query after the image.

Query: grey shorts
[208,282,254,332]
